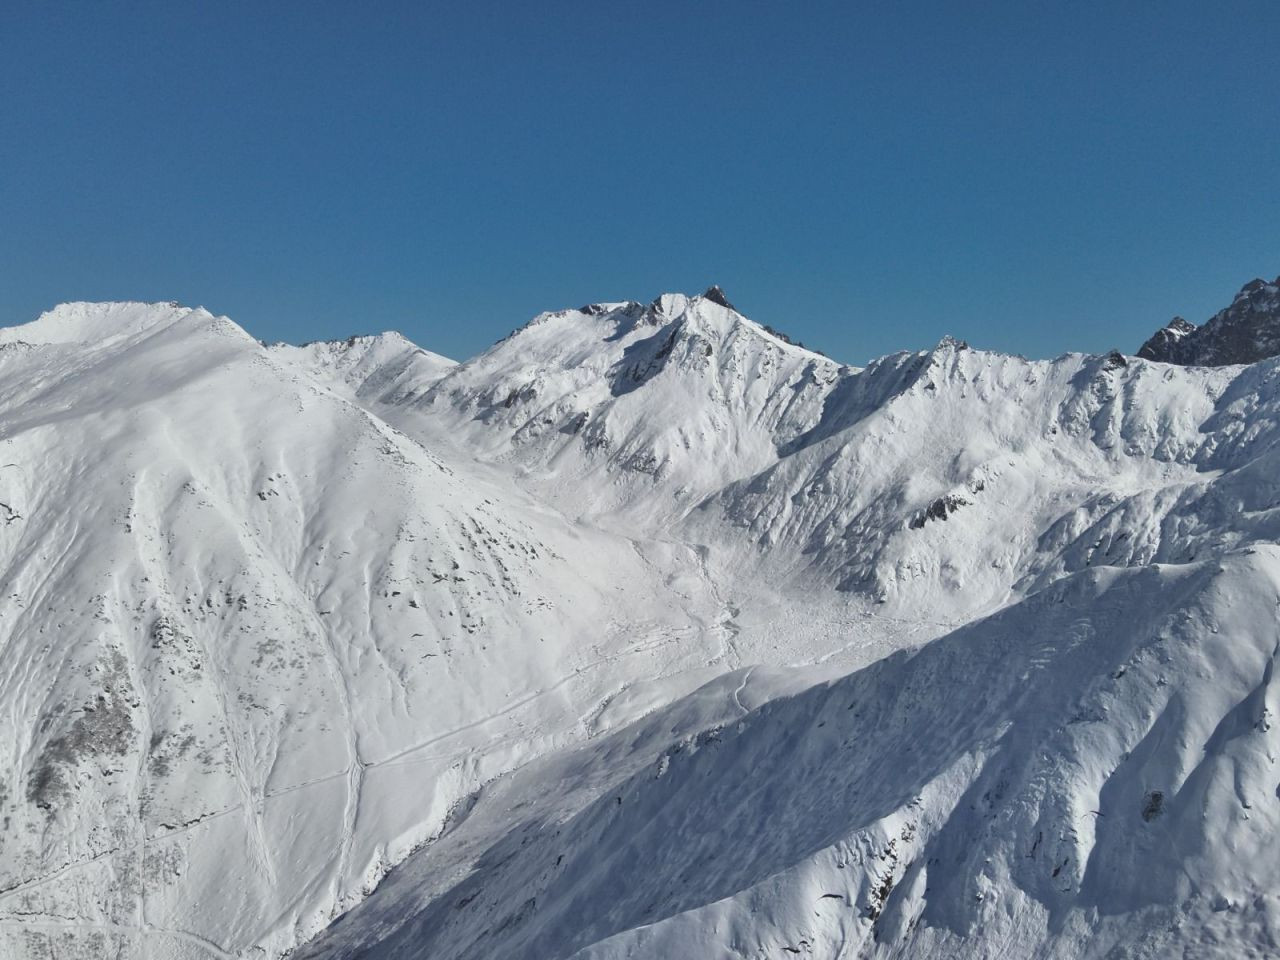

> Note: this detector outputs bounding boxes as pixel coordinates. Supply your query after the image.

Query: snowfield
[0,291,1277,958]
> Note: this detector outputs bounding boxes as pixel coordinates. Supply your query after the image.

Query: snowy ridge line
[2,285,1280,959]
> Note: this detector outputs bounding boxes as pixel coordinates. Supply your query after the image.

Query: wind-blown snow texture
[1,287,1278,959]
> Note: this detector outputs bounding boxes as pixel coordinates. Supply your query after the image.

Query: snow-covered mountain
[0,303,729,958]
[2,284,1279,959]
[1139,274,1280,366]
[405,290,844,527]
[300,551,1280,960]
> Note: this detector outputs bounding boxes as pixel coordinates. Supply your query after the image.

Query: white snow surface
[0,294,1278,959]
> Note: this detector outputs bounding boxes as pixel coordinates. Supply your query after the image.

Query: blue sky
[2,1,1278,364]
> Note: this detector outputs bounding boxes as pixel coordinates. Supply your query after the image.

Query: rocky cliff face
[1139,275,1280,365]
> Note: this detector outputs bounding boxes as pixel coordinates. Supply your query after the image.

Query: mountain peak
[0,300,236,347]
[648,292,693,319]
[1136,316,1196,362]
[933,334,970,352]
[12,281,1280,960]
[1234,276,1275,302]
[1137,273,1280,366]
[700,285,735,310]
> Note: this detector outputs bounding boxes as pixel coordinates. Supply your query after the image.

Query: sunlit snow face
[6,289,1280,960]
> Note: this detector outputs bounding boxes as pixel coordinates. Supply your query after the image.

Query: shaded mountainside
[301,551,1280,960]
[1139,275,1280,366]
[2,286,1280,959]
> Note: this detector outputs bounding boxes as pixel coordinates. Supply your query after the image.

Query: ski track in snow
[308,601,363,901]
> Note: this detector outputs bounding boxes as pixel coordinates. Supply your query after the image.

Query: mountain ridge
[1138,274,1280,366]
[2,281,1280,959]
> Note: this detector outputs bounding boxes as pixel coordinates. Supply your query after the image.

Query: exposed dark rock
[610,324,686,396]
[757,322,826,356]
[1102,350,1129,371]
[761,323,795,346]
[1141,790,1165,822]
[909,494,971,529]
[1137,275,1280,366]
[1136,316,1195,363]
[700,285,735,310]
[27,650,138,812]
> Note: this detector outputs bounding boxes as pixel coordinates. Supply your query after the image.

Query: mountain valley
[1,282,1278,959]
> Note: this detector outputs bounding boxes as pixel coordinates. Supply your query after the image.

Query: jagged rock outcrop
[700,284,735,310]
[1138,275,1280,365]
[1136,316,1194,362]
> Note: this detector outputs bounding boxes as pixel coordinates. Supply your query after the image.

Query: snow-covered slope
[686,343,1280,615]
[3,282,1280,959]
[267,332,455,405]
[402,290,845,527]
[301,549,1280,960]
[0,303,737,959]
[357,290,1280,629]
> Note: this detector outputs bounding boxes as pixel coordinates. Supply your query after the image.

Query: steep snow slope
[345,291,1280,639]
[0,303,737,959]
[267,332,455,405]
[405,291,844,527]
[290,287,1280,959]
[686,344,1270,615]
[295,294,958,672]
[302,548,1280,960]
[5,285,1280,960]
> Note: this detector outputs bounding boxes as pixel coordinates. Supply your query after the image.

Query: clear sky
[2,1,1278,365]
